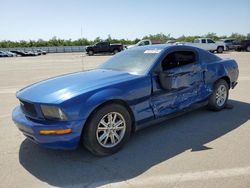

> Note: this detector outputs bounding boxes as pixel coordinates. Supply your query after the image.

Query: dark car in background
[10,50,28,56]
[86,42,124,55]
[234,40,250,52]
[10,50,37,57]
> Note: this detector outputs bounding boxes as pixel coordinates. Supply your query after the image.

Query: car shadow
[19,100,250,187]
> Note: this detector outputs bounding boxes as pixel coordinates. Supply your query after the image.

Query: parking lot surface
[0,52,250,188]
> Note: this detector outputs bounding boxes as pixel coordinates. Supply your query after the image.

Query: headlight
[41,105,67,121]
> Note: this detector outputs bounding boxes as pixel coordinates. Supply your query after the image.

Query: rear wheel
[113,49,119,54]
[208,79,229,111]
[82,104,132,156]
[246,46,250,52]
[217,46,224,53]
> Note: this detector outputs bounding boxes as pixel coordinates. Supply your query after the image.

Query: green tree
[204,32,219,41]
[229,33,246,40]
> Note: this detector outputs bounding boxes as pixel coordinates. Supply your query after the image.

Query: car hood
[17,69,139,104]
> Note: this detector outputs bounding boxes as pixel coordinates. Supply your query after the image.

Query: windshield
[99,48,162,75]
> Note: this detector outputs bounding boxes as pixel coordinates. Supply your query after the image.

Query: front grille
[20,100,37,118]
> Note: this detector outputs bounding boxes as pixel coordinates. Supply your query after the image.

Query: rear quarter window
[200,49,221,63]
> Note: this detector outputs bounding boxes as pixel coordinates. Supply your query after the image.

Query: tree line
[0,32,249,48]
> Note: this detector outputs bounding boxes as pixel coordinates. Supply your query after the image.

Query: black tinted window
[207,39,215,43]
[202,39,206,43]
[98,42,108,46]
[162,51,196,71]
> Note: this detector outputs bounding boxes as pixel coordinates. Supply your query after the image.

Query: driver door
[151,49,203,118]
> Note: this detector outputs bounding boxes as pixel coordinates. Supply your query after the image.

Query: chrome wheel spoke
[110,133,116,144]
[115,125,125,130]
[103,135,109,145]
[108,114,113,124]
[100,119,108,127]
[112,113,117,124]
[114,120,123,128]
[113,131,120,140]
[99,132,108,142]
[97,127,108,131]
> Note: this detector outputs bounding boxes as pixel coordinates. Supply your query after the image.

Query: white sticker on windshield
[144,49,162,54]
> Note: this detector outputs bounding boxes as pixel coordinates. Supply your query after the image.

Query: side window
[101,42,108,46]
[201,39,206,43]
[138,42,143,46]
[207,39,215,43]
[162,51,196,71]
[97,42,104,46]
[144,41,150,45]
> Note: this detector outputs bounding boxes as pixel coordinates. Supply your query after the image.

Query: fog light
[40,129,72,135]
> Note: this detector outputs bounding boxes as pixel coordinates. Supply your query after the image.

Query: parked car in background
[25,51,39,56]
[183,38,226,53]
[217,39,236,50]
[36,49,47,55]
[10,50,37,57]
[86,42,123,56]
[0,51,17,57]
[166,39,177,44]
[126,39,161,49]
[10,50,28,56]
[12,45,239,156]
[234,40,250,52]
[5,51,17,57]
[0,51,9,57]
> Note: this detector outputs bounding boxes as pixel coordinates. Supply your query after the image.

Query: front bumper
[12,106,85,149]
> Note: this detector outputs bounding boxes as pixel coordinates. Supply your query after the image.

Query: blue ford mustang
[12,45,239,156]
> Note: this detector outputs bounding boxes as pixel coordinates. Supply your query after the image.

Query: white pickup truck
[126,39,161,49]
[183,38,227,53]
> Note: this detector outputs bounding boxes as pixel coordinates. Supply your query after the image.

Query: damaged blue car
[12,45,239,156]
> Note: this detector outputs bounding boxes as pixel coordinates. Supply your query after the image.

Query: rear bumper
[12,106,85,150]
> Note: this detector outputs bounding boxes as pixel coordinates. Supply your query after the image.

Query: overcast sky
[1,0,250,41]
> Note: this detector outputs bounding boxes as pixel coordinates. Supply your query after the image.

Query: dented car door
[151,50,204,118]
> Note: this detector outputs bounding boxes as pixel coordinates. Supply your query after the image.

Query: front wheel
[88,50,94,56]
[208,79,229,111]
[82,104,132,156]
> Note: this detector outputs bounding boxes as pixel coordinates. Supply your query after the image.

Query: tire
[217,46,224,53]
[88,50,94,56]
[208,79,229,111]
[82,104,132,156]
[246,46,250,52]
[113,49,119,54]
